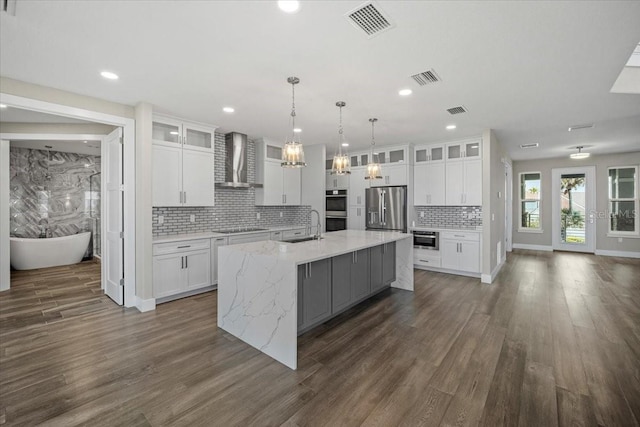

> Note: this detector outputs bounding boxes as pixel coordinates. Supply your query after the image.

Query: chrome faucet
[307,209,322,240]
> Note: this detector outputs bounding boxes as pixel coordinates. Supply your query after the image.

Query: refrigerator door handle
[381,190,386,225]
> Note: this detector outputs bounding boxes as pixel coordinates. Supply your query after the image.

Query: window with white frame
[608,166,638,235]
[519,172,541,230]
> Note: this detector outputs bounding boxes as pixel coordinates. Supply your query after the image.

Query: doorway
[552,166,596,253]
[0,94,135,306]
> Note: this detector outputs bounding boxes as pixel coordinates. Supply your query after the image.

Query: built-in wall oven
[413,230,439,250]
[326,190,347,232]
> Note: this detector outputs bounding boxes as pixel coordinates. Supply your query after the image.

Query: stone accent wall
[414,206,482,229]
[10,147,101,255]
[152,132,310,236]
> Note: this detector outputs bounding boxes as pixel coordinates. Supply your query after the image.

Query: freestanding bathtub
[10,232,91,270]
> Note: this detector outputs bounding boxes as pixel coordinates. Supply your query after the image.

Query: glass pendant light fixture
[281,76,306,168]
[365,118,382,180]
[331,101,351,175]
[570,146,590,159]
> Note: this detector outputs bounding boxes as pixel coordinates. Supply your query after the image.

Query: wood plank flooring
[1,250,639,426]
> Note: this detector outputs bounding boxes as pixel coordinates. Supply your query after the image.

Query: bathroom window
[608,166,638,236]
[519,172,541,231]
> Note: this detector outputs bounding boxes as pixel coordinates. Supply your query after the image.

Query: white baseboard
[481,258,505,284]
[512,243,553,252]
[594,249,640,259]
[135,297,156,312]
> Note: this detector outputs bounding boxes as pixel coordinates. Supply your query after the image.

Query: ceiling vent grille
[520,143,539,149]
[447,106,467,115]
[568,123,594,132]
[345,2,394,38]
[411,69,441,86]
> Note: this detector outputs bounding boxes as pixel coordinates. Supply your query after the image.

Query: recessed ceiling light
[293,128,302,133]
[342,143,349,147]
[398,89,412,96]
[278,0,299,13]
[83,141,88,144]
[0,104,7,109]
[446,124,456,130]
[223,107,235,113]
[100,71,119,80]
[567,123,594,132]
[169,131,179,135]
[520,143,539,149]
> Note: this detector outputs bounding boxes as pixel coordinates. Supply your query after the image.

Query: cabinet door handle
[185,256,188,269]
[184,191,187,204]
[284,194,287,204]
[181,256,184,269]
[352,252,355,263]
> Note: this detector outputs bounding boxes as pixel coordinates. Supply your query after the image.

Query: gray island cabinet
[217,230,413,369]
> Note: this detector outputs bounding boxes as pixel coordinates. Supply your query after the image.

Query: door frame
[0,93,136,307]
[505,161,513,253]
[552,166,596,253]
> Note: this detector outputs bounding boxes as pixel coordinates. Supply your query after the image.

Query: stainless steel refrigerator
[365,186,407,233]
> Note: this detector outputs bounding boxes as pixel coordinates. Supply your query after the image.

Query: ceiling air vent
[411,69,441,86]
[520,143,539,149]
[345,1,395,38]
[568,123,594,132]
[447,106,467,115]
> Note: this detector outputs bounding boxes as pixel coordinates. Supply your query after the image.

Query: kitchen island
[217,229,413,369]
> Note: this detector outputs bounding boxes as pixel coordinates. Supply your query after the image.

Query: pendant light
[365,118,382,180]
[331,101,351,175]
[570,146,590,159]
[281,76,306,168]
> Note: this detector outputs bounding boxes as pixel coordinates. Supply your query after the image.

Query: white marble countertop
[221,229,411,265]
[411,226,483,233]
[153,225,308,244]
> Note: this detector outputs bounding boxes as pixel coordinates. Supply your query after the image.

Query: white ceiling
[1,1,639,161]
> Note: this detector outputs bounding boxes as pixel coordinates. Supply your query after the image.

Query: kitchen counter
[411,226,483,233]
[217,229,414,369]
[152,225,308,244]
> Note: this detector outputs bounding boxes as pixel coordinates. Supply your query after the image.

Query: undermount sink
[279,236,323,244]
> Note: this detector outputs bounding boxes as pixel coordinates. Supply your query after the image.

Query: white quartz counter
[411,226,482,233]
[153,225,308,244]
[217,229,413,369]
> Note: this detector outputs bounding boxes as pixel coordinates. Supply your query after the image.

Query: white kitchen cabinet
[211,236,229,285]
[414,163,445,205]
[446,139,481,161]
[153,239,212,300]
[152,115,216,207]
[256,139,302,205]
[228,232,271,245]
[349,168,367,206]
[326,172,350,190]
[348,205,366,230]
[371,164,408,187]
[446,158,482,206]
[415,145,445,164]
[440,231,480,273]
[283,228,307,239]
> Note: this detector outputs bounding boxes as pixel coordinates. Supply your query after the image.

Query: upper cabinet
[152,115,217,207]
[326,172,350,190]
[446,139,481,161]
[255,139,301,206]
[415,145,445,164]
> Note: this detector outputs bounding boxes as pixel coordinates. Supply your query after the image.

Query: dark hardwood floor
[1,251,639,426]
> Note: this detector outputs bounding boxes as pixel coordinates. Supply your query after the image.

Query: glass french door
[552,166,596,252]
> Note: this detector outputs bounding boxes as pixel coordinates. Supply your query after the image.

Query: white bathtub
[10,232,91,270]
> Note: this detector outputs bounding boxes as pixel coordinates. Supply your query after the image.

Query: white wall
[513,151,640,254]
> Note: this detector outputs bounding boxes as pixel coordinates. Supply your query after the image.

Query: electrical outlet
[420,211,424,218]
[256,212,261,220]
[190,214,195,223]
[279,211,283,218]
[491,213,495,221]
[158,215,164,225]
[618,237,623,243]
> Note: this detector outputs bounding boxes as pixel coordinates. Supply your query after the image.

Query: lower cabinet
[298,258,332,330]
[211,236,229,285]
[440,231,480,273]
[153,239,211,299]
[298,243,395,333]
[348,205,366,230]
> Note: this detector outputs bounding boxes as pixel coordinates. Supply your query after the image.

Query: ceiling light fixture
[278,0,299,13]
[398,89,412,96]
[281,76,306,168]
[100,71,119,80]
[365,118,382,180]
[570,146,590,159]
[446,124,456,130]
[331,101,351,176]
[223,107,235,113]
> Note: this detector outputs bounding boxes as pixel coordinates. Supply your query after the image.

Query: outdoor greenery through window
[608,166,638,235]
[520,172,541,230]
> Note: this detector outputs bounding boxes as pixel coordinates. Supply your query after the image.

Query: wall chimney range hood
[216,132,262,188]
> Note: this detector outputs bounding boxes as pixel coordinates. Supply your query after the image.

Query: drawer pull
[454,235,464,238]
[215,238,225,241]
[419,259,430,263]
[294,232,302,235]
[177,245,191,249]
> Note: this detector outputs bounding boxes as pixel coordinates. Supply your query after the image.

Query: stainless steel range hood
[215,132,262,188]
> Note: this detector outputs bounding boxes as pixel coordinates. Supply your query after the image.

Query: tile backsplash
[152,133,310,236]
[414,206,482,229]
